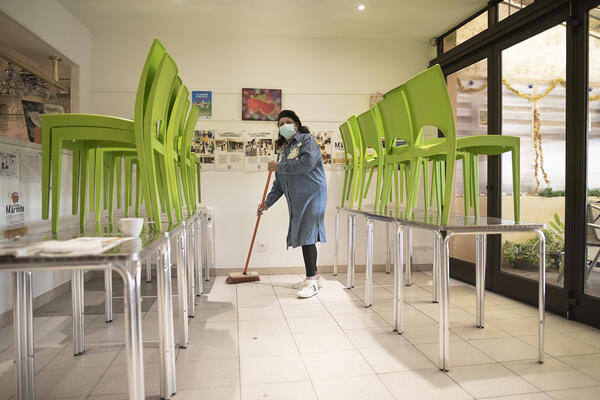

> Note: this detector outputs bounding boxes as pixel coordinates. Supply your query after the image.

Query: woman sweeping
[258,110,327,298]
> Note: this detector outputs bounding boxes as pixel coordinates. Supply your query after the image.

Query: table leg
[195,218,203,296]
[165,236,177,393]
[13,271,34,400]
[146,257,152,283]
[157,241,176,399]
[536,229,546,364]
[432,233,439,303]
[175,231,189,348]
[71,269,85,355]
[365,219,373,307]
[115,263,145,400]
[185,223,195,318]
[386,223,391,274]
[393,225,404,334]
[405,228,413,286]
[475,234,486,328]
[202,214,210,282]
[104,268,113,322]
[439,233,451,371]
[346,214,356,289]
[334,211,339,276]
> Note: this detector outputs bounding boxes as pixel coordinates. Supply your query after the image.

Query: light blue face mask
[279,123,296,139]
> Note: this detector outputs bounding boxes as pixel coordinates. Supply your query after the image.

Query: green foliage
[539,188,600,197]
[502,214,565,269]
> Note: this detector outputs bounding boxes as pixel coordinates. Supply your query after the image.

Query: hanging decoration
[458,77,600,193]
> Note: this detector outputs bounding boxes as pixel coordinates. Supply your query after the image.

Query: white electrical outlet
[257,241,267,252]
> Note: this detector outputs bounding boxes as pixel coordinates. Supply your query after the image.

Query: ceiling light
[358,4,366,11]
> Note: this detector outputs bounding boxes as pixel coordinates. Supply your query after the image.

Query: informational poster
[245,132,275,171]
[3,188,26,238]
[332,134,346,166]
[215,131,245,171]
[0,149,19,179]
[192,130,216,170]
[19,150,42,183]
[191,91,212,117]
[313,130,333,165]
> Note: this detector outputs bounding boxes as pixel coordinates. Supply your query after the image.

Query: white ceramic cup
[118,218,144,237]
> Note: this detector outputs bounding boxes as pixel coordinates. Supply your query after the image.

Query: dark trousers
[302,244,317,277]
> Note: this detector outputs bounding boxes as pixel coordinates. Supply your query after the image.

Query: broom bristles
[226,271,260,284]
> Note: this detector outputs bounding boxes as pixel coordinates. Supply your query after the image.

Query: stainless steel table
[0,221,178,400]
[334,205,546,372]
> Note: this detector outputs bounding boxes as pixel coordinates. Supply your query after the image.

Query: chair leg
[441,150,457,225]
[462,156,470,216]
[41,125,52,220]
[103,153,110,210]
[51,136,64,233]
[422,160,429,213]
[116,156,122,210]
[394,166,399,210]
[72,150,80,215]
[363,167,375,199]
[79,144,89,227]
[472,154,480,219]
[95,149,104,223]
[406,158,422,218]
[512,146,521,222]
[88,148,96,213]
[108,155,116,220]
[358,167,372,210]
[135,166,142,218]
[346,169,354,201]
[341,169,349,207]
[124,158,132,217]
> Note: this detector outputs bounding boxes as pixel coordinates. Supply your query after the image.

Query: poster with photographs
[245,132,275,171]
[313,130,333,166]
[192,129,216,170]
[215,131,245,171]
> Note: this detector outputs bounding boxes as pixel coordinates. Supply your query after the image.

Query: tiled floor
[1,271,600,399]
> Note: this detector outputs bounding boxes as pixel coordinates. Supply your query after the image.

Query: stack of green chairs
[42,39,203,232]
[376,64,520,223]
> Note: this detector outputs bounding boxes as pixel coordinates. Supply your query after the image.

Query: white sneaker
[296,279,319,298]
[293,275,322,289]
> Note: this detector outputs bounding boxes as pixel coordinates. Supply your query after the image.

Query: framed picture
[242,88,281,121]
[191,91,212,117]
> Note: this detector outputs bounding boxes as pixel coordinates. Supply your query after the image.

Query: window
[499,0,536,21]
[443,12,488,52]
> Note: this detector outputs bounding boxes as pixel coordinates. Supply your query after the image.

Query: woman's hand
[267,161,278,172]
[257,203,268,216]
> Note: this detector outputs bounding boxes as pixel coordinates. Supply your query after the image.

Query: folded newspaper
[0,237,132,258]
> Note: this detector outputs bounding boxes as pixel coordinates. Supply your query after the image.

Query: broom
[225,170,273,284]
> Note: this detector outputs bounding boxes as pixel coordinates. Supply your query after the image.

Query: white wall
[0,0,92,316]
[91,31,433,269]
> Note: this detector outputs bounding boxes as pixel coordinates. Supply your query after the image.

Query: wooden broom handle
[244,170,273,274]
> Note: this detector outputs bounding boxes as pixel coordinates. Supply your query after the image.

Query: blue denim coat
[265,133,327,248]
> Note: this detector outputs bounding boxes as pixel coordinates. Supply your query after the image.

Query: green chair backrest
[347,116,365,157]
[181,105,201,161]
[378,88,414,147]
[339,121,357,165]
[356,107,384,160]
[134,38,167,133]
[167,76,183,124]
[143,53,179,151]
[402,64,456,145]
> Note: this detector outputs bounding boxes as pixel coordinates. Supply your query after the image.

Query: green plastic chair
[338,121,360,208]
[378,67,457,224]
[41,39,167,232]
[192,154,202,204]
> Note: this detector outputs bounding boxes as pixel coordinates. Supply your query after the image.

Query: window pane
[499,0,536,22]
[447,59,488,264]
[500,24,566,287]
[586,7,600,298]
[443,12,488,52]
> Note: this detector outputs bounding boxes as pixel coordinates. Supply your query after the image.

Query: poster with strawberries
[242,89,282,121]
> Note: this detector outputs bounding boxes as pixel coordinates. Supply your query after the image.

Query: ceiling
[57,0,487,41]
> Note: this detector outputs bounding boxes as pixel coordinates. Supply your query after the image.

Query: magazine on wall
[215,131,245,171]
[245,131,275,171]
[192,129,216,170]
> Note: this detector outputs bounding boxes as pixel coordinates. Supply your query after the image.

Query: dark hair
[276,109,310,149]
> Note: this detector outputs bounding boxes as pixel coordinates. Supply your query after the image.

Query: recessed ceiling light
[358,4,366,11]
